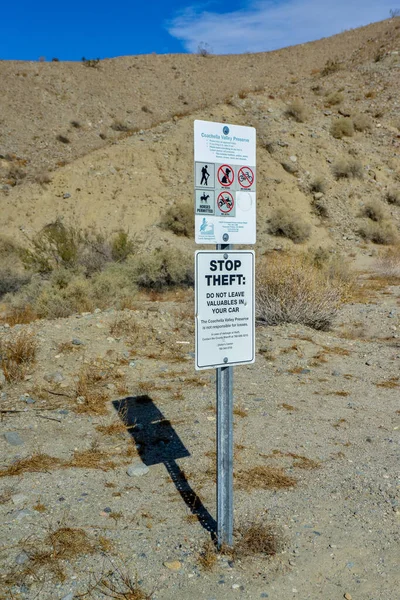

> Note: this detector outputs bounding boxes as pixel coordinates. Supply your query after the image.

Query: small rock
[126,463,149,477]
[72,338,83,346]
[4,431,24,446]
[15,551,30,565]
[107,337,115,343]
[300,368,311,374]
[0,369,6,388]
[365,360,372,366]
[25,396,36,404]
[232,584,240,590]
[129,361,136,367]
[12,493,28,506]
[289,155,297,163]
[332,370,341,376]
[314,192,324,200]
[63,192,71,199]
[44,371,64,383]
[103,507,112,513]
[61,593,74,600]
[344,594,352,600]
[163,560,181,571]
[107,383,115,390]
[94,308,102,314]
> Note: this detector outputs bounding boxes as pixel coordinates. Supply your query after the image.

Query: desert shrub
[160,204,194,237]
[324,91,344,106]
[321,58,341,76]
[376,246,400,277]
[284,100,307,123]
[256,253,346,330]
[269,208,311,243]
[20,219,80,274]
[56,135,70,144]
[20,220,135,276]
[330,118,354,139]
[133,248,193,289]
[309,177,327,194]
[0,268,30,298]
[353,113,372,132]
[358,220,398,245]
[361,200,386,222]
[311,196,329,218]
[82,57,100,68]
[110,121,131,132]
[197,42,212,57]
[385,188,400,206]
[0,331,38,383]
[332,157,363,179]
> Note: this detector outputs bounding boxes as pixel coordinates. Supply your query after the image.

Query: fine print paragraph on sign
[195,251,255,370]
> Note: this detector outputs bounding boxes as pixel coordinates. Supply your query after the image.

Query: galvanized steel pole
[216,243,234,548]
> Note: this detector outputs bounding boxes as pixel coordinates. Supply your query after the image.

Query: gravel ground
[0,279,399,600]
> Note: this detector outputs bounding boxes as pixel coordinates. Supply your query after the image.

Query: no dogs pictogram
[217,191,234,213]
[217,164,234,187]
[238,166,254,188]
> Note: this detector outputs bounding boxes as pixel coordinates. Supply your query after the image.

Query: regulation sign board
[195,250,255,370]
[194,120,256,245]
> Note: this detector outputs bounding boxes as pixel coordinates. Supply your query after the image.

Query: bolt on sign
[195,250,255,370]
[194,120,256,245]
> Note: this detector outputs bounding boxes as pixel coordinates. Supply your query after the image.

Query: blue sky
[0,0,396,60]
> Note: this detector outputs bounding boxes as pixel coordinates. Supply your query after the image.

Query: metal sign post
[194,120,256,549]
[216,242,233,547]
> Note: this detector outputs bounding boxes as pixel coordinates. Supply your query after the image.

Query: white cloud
[167,0,395,54]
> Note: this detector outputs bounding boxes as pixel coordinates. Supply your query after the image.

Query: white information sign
[195,250,255,370]
[194,120,256,245]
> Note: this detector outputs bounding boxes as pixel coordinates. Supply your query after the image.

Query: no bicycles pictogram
[217,164,234,187]
[238,166,254,188]
[217,191,234,213]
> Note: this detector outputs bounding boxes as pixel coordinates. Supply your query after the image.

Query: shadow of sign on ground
[113,395,216,536]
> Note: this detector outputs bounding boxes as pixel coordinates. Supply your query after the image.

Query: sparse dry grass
[235,465,296,490]
[360,200,387,222]
[374,377,399,388]
[0,330,38,383]
[385,188,400,206]
[235,521,282,557]
[0,305,38,326]
[376,246,400,278]
[110,313,139,337]
[0,453,64,478]
[198,540,218,571]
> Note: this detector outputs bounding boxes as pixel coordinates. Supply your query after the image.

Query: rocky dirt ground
[0,269,399,600]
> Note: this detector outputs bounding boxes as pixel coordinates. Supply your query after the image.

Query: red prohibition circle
[217,164,234,187]
[217,191,234,213]
[238,166,254,188]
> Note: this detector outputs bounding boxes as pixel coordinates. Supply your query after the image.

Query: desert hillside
[0,17,399,254]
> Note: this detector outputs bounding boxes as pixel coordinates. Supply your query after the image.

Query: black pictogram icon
[238,166,254,188]
[200,192,210,203]
[217,164,234,187]
[217,191,234,213]
[200,164,210,186]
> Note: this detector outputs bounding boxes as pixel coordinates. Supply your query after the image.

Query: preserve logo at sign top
[194,120,256,245]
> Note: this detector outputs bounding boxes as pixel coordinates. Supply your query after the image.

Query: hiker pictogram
[218,164,234,187]
[200,165,210,186]
[217,191,234,213]
[238,166,254,188]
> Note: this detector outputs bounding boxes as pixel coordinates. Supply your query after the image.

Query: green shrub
[332,157,363,179]
[358,220,398,245]
[160,204,194,237]
[284,100,307,123]
[133,248,194,289]
[330,118,354,139]
[269,208,311,243]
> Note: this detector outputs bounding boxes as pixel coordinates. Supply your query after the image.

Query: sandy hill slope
[0,17,399,253]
